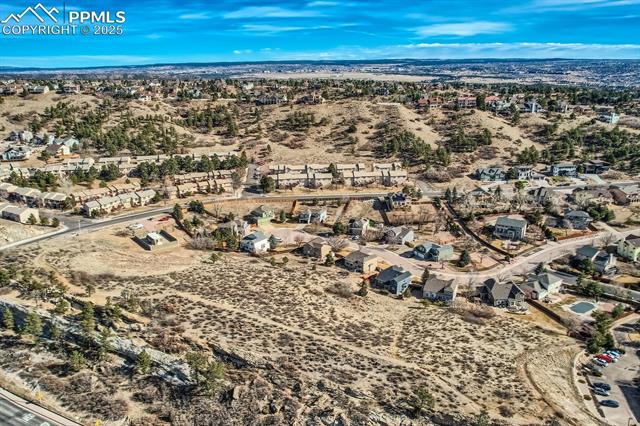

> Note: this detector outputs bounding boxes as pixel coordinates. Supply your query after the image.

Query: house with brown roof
[343,251,378,274]
[302,238,332,261]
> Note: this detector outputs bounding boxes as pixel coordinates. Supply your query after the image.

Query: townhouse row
[0,182,68,209]
[81,189,157,216]
[267,162,408,189]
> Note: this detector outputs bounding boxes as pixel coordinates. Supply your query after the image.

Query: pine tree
[21,312,43,338]
[136,349,152,374]
[2,309,14,331]
[68,350,86,372]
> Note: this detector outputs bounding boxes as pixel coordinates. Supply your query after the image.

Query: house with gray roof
[494,217,528,240]
[240,231,270,254]
[372,265,412,296]
[520,273,563,300]
[563,210,592,230]
[412,241,453,262]
[479,279,526,308]
[384,226,415,245]
[422,277,458,302]
[475,167,506,182]
[575,246,616,273]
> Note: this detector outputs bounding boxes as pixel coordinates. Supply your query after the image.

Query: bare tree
[327,236,349,251]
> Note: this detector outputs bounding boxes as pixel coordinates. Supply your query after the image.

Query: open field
[0,230,600,425]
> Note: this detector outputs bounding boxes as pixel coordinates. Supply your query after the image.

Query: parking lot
[583,317,640,426]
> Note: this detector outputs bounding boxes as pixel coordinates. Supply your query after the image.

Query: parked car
[600,400,620,408]
[596,354,613,363]
[593,388,610,396]
[593,358,608,367]
[585,363,603,372]
[593,382,611,391]
[604,352,619,362]
[606,350,621,358]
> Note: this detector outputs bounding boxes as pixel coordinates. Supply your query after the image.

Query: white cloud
[415,21,512,37]
[233,49,253,54]
[241,24,305,33]
[251,42,640,60]
[507,0,640,12]
[223,6,322,19]
[307,1,339,6]
[178,12,210,20]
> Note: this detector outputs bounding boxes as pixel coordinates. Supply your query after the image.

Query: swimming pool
[570,301,596,314]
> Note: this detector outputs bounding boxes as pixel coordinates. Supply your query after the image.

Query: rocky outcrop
[0,300,191,385]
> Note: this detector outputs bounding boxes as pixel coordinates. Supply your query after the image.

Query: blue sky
[1,0,639,67]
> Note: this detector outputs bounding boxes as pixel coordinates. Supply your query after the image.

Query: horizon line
[2,57,640,72]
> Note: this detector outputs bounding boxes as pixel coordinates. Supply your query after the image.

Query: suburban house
[422,277,458,302]
[475,167,506,182]
[250,205,275,226]
[2,205,39,224]
[618,234,640,262]
[216,219,249,237]
[239,232,270,254]
[493,217,528,240]
[529,187,556,205]
[1,146,33,161]
[44,144,71,158]
[549,163,578,177]
[343,251,378,274]
[520,273,563,300]
[348,217,370,236]
[583,160,611,174]
[575,246,617,273]
[609,185,640,205]
[456,95,477,109]
[302,238,332,261]
[384,192,411,210]
[412,241,454,262]
[479,279,526,308]
[599,113,620,124]
[512,166,543,181]
[384,226,415,245]
[563,210,592,230]
[372,265,412,296]
[299,207,328,224]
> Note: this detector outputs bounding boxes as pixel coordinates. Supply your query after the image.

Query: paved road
[362,228,640,284]
[0,191,389,252]
[0,388,81,426]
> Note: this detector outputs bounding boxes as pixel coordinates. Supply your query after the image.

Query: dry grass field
[0,229,601,425]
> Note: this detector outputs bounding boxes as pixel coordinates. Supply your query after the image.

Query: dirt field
[0,218,52,246]
[0,230,595,425]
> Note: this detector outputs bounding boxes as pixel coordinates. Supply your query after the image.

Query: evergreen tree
[68,350,86,372]
[21,312,43,338]
[2,309,14,331]
[136,349,152,374]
